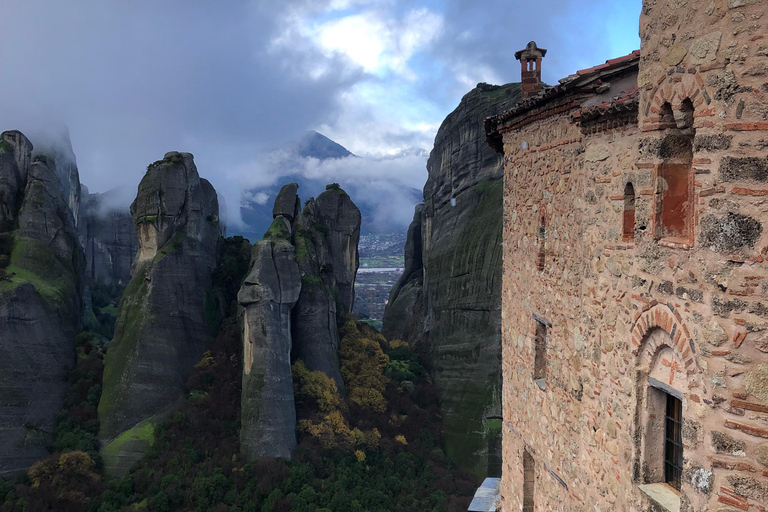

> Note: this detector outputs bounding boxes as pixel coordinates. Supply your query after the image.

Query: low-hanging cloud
[0,0,640,233]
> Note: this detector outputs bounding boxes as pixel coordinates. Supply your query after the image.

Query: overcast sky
[0,0,640,228]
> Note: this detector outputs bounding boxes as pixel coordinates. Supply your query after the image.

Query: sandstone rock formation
[98,152,220,474]
[81,188,138,286]
[382,82,521,478]
[239,183,360,459]
[0,130,84,476]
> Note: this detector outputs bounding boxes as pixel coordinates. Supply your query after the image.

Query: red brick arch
[644,73,709,119]
[630,303,698,376]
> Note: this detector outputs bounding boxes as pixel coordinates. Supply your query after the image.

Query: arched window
[678,98,694,129]
[637,329,688,506]
[659,102,675,130]
[623,183,635,242]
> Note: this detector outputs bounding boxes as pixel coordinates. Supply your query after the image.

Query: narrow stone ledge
[639,483,681,512]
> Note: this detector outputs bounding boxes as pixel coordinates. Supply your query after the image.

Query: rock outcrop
[382,82,521,478]
[0,130,84,476]
[239,229,301,459]
[313,185,361,315]
[239,183,360,459]
[81,188,138,286]
[98,152,220,474]
[291,184,360,390]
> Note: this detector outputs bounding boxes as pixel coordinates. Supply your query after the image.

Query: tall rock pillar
[239,225,301,459]
[98,152,220,475]
[0,130,84,476]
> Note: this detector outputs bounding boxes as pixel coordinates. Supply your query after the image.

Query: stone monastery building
[485,0,768,511]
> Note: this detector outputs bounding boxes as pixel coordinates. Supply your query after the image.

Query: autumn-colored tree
[339,321,389,412]
[292,360,342,412]
[27,451,101,512]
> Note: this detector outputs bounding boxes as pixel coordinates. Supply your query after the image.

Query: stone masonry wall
[499,1,768,511]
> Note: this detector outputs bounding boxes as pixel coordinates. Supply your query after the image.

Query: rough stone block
[720,157,768,182]
[694,134,732,152]
[700,213,762,252]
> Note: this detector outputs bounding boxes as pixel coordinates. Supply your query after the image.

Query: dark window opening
[623,182,635,242]
[664,394,683,491]
[537,216,546,271]
[523,450,535,512]
[659,102,676,129]
[533,320,547,381]
[678,98,694,129]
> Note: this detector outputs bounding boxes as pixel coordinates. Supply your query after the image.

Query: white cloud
[295,7,443,79]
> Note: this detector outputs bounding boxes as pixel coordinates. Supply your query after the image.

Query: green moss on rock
[325,183,347,195]
[153,231,186,262]
[101,418,155,477]
[145,153,183,173]
[98,264,152,422]
[0,235,77,309]
[263,218,290,240]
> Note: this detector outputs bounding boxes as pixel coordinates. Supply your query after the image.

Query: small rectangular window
[665,394,683,490]
[523,451,534,512]
[533,321,547,382]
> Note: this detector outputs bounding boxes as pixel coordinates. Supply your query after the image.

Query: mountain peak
[297,131,354,160]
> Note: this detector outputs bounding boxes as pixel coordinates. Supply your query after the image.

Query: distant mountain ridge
[232,131,423,241]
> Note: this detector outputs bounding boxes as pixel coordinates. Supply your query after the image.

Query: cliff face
[382,83,520,478]
[98,152,220,474]
[0,130,84,476]
[81,189,138,286]
[239,183,360,459]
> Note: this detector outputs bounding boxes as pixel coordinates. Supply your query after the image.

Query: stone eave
[485,50,640,153]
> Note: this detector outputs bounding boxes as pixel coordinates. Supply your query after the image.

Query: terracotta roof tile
[486,49,640,132]
[573,87,639,121]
